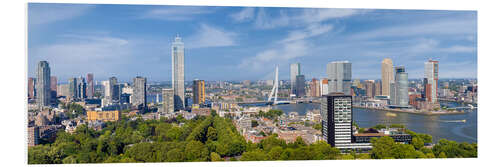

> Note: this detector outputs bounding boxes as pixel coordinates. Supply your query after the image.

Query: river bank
[352,105,466,116]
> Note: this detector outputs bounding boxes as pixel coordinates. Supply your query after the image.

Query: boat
[386,112,397,117]
[440,119,467,123]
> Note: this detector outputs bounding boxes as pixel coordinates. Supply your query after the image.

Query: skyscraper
[320,78,329,96]
[391,66,409,106]
[87,73,94,98]
[309,78,321,97]
[375,81,382,96]
[68,78,77,100]
[290,63,301,96]
[364,80,376,98]
[321,92,353,147]
[77,77,86,100]
[295,75,306,97]
[28,77,36,99]
[36,61,51,108]
[193,79,205,105]
[50,76,57,93]
[109,77,119,102]
[132,76,147,110]
[172,35,185,110]
[326,61,352,95]
[162,88,174,114]
[424,59,439,103]
[381,58,394,96]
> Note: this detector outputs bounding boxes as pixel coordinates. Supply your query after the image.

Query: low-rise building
[86,110,120,122]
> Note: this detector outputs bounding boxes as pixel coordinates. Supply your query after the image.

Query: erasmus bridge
[266,65,290,105]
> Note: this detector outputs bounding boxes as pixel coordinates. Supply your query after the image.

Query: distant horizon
[28,3,477,81]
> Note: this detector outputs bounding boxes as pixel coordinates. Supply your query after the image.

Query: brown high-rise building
[364,80,376,98]
[193,79,205,105]
[28,77,36,99]
[309,78,321,97]
[375,81,382,96]
[87,73,94,98]
[381,58,394,96]
[50,76,57,92]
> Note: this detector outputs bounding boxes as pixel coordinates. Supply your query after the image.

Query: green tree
[240,149,268,161]
[370,136,395,159]
[412,137,424,150]
[210,152,224,161]
[185,140,209,161]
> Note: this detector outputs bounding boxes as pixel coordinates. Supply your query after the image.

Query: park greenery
[29,112,477,164]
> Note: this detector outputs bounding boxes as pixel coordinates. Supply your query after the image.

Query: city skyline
[28,4,477,81]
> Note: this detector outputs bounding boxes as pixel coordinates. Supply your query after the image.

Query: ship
[386,112,397,117]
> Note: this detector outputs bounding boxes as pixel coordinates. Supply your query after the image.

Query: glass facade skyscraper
[132,76,147,110]
[290,63,300,96]
[172,35,185,110]
[326,61,352,95]
[36,61,51,108]
[391,66,409,106]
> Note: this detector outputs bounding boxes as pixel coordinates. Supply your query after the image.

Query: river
[269,101,477,144]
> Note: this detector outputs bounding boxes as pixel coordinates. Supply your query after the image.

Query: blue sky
[28,3,477,82]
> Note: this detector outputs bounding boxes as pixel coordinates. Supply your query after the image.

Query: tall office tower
[68,78,77,100]
[374,81,382,96]
[162,88,174,113]
[320,78,329,96]
[381,58,394,96]
[193,79,205,105]
[321,92,353,147]
[109,77,120,102]
[101,80,111,106]
[172,35,185,110]
[101,80,111,98]
[50,76,57,94]
[86,73,94,98]
[326,61,352,95]
[364,80,376,98]
[132,76,147,110]
[290,63,301,96]
[36,61,51,108]
[424,59,439,103]
[28,77,36,99]
[309,78,321,97]
[391,66,409,106]
[77,77,87,100]
[295,75,306,97]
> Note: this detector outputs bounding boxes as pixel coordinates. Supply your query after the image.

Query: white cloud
[280,24,334,43]
[349,19,476,40]
[255,8,291,29]
[238,40,310,72]
[31,34,134,78]
[186,24,238,48]
[231,8,255,22]
[28,4,94,25]
[253,8,365,29]
[299,8,365,23]
[141,6,213,21]
[441,45,476,53]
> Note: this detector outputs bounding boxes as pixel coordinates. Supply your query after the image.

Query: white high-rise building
[326,61,352,95]
[290,63,300,96]
[172,35,185,111]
